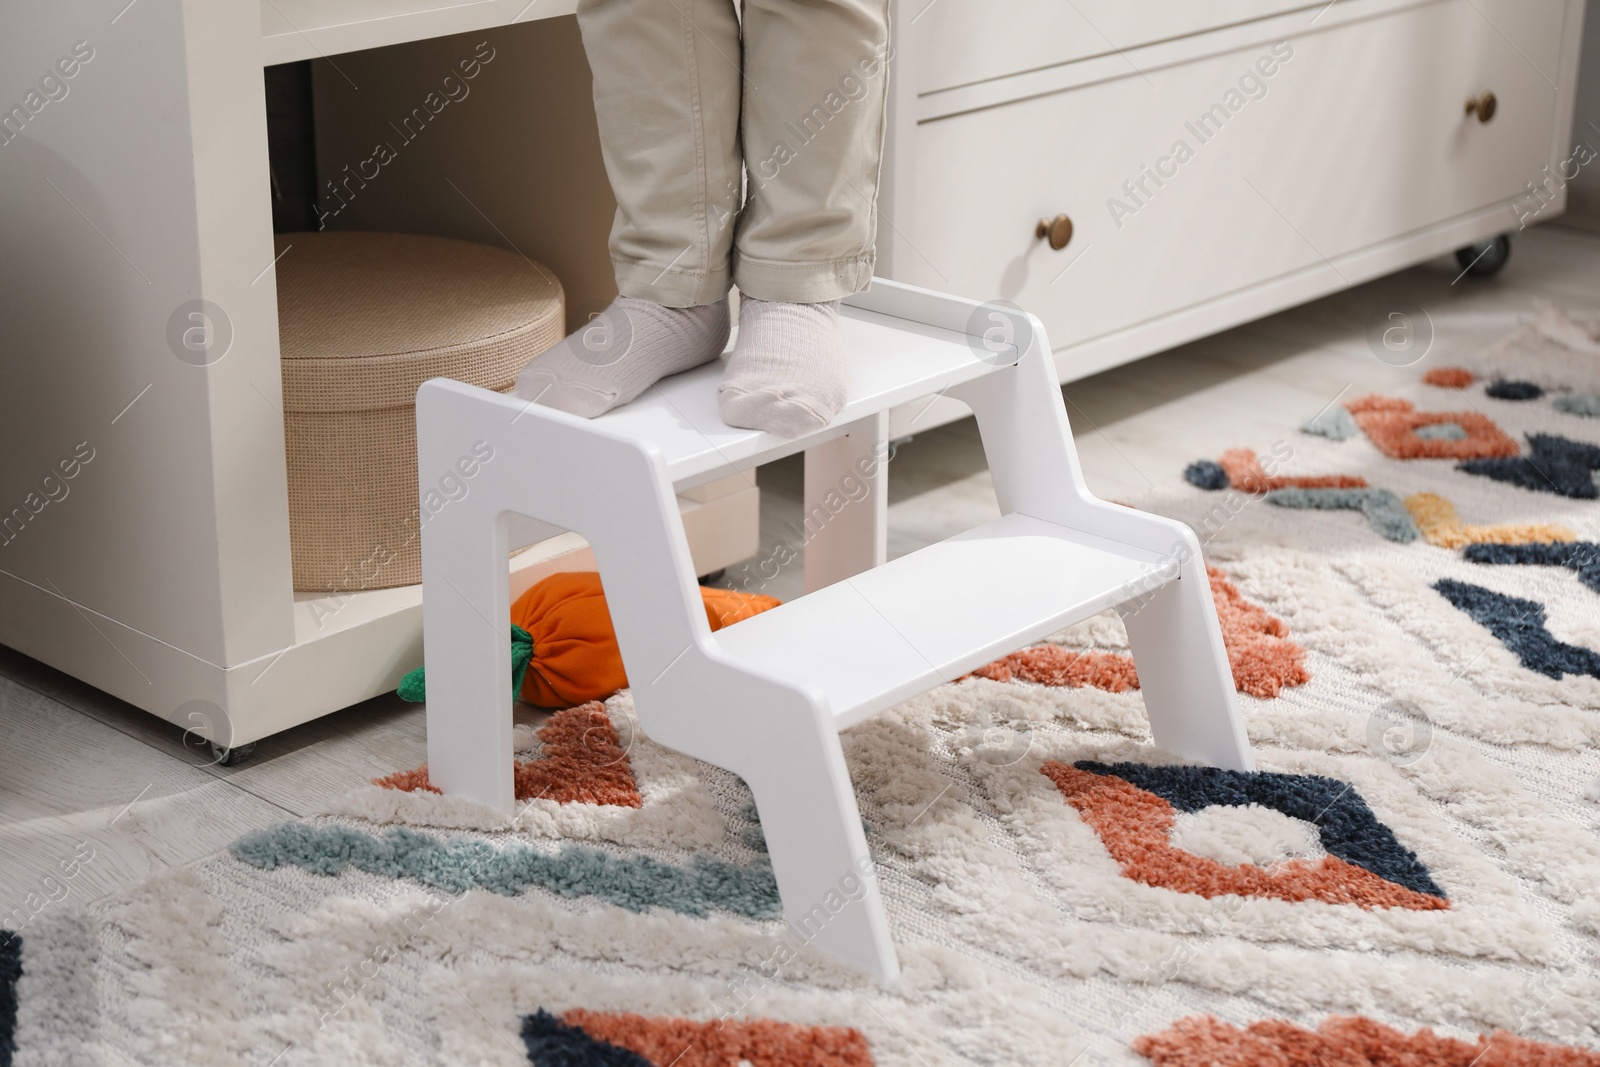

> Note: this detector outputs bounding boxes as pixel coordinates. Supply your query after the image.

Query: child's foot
[717,296,848,436]
[515,296,730,417]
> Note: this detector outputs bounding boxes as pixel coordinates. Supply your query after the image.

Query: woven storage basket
[275,231,563,592]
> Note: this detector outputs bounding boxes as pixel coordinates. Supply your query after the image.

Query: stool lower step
[713,512,1174,729]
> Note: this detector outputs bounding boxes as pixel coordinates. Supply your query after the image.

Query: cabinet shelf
[261,0,576,66]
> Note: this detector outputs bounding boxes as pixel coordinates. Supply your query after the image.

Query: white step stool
[416,278,1253,983]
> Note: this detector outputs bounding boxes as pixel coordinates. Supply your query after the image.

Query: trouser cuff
[731,250,876,303]
[613,258,732,308]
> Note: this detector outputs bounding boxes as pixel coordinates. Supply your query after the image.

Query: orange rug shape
[562,1007,875,1067]
[1422,366,1476,388]
[1346,395,1413,414]
[1218,449,1367,493]
[373,701,642,807]
[1208,566,1312,697]
[1404,492,1575,550]
[969,568,1309,698]
[1043,764,1450,911]
[970,648,1141,692]
[1346,395,1520,460]
[1134,1015,1600,1067]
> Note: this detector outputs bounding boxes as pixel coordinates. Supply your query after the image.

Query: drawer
[905,0,1565,354]
[911,0,1321,95]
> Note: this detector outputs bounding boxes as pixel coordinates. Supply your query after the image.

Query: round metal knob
[1035,214,1074,251]
[1465,91,1497,123]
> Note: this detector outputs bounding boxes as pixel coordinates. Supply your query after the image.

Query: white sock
[515,296,730,417]
[717,296,848,436]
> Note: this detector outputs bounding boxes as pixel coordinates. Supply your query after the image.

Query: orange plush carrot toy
[398,571,780,709]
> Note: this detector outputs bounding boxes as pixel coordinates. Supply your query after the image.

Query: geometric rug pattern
[7,310,1600,1064]
[1046,761,1450,909]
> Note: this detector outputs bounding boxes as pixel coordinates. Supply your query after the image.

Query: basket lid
[275,231,563,412]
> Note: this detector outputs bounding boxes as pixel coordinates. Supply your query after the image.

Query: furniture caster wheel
[209,741,256,766]
[1455,234,1511,278]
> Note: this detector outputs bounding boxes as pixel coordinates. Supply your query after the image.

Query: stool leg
[417,388,518,813]
[1119,548,1254,773]
[944,309,1253,774]
[640,656,899,983]
[420,506,517,812]
[743,710,900,983]
[802,412,889,593]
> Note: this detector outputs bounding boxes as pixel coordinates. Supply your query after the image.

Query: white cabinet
[0,3,754,751]
[881,0,1588,424]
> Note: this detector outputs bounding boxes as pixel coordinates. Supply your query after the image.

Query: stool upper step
[591,300,1009,491]
[711,512,1173,729]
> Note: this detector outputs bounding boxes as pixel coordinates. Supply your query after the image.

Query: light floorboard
[0,675,292,910]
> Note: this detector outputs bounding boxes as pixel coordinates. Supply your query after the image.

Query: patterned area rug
[6,311,1600,1065]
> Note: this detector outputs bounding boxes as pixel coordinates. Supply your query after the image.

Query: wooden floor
[4,223,1599,914]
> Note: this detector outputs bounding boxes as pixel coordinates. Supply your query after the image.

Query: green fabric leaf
[397,665,427,703]
[394,624,537,709]
[510,624,534,697]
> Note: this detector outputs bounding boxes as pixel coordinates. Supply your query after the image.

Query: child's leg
[516,0,744,417]
[719,0,892,436]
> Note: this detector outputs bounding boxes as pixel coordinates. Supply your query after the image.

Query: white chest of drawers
[877,0,1588,433]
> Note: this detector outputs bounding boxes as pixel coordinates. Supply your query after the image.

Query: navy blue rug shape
[1433,578,1600,680]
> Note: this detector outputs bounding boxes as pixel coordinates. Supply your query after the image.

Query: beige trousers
[574,0,893,307]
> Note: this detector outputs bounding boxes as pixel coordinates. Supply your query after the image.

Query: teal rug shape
[230,823,780,920]
[1414,423,1467,441]
[1554,393,1600,418]
[1300,406,1359,440]
[1265,487,1419,542]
